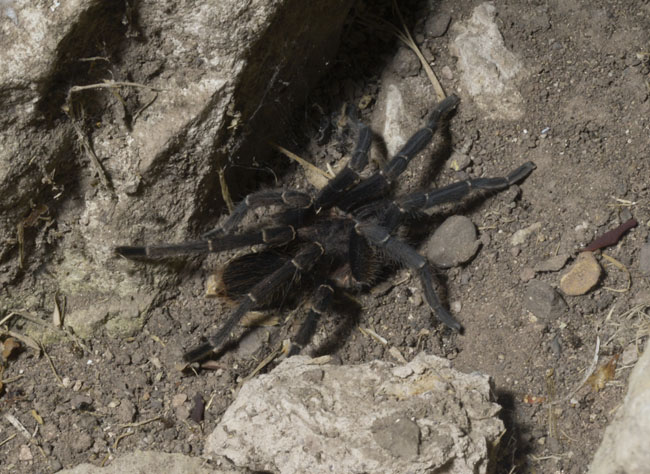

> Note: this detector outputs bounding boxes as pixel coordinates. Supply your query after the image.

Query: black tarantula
[116,94,535,362]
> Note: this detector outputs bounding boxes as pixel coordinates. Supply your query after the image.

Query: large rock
[589,342,650,474]
[206,353,504,473]
[450,2,525,119]
[0,0,353,339]
[59,450,237,474]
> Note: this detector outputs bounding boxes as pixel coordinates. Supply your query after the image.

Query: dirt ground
[2,0,649,472]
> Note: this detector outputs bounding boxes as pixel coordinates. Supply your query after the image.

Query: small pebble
[511,222,542,246]
[524,280,567,320]
[72,432,93,453]
[448,151,471,171]
[426,215,480,268]
[621,343,638,366]
[535,254,570,272]
[560,252,602,296]
[19,444,33,462]
[520,267,536,282]
[441,65,454,80]
[117,399,137,423]
[172,393,187,408]
[425,12,452,37]
[639,242,650,276]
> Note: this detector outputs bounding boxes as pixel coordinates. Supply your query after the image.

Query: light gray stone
[206,353,504,474]
[59,450,237,474]
[425,215,480,268]
[450,2,525,119]
[589,342,650,474]
[638,241,650,276]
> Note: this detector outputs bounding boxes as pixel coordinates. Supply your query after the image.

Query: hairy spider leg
[313,124,372,212]
[340,94,460,211]
[115,225,297,258]
[288,283,335,355]
[354,221,461,331]
[183,242,325,362]
[375,161,537,231]
[202,190,312,239]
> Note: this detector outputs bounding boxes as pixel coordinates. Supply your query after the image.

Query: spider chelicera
[116,94,535,362]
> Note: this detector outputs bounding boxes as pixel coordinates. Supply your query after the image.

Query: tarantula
[116,94,534,362]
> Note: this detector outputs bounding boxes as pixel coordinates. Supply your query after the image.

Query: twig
[69,81,164,94]
[359,326,388,345]
[41,342,63,386]
[218,167,235,213]
[0,311,18,327]
[112,430,133,449]
[119,416,162,429]
[1,374,25,384]
[0,434,16,447]
[4,414,31,440]
[66,117,112,190]
[242,341,288,382]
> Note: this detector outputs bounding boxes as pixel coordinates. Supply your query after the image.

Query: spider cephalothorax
[116,95,534,362]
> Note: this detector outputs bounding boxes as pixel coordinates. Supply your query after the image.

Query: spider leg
[203,190,312,239]
[288,283,335,355]
[367,161,536,231]
[313,125,372,212]
[183,242,325,362]
[398,161,536,212]
[115,225,297,258]
[340,94,460,210]
[354,221,461,331]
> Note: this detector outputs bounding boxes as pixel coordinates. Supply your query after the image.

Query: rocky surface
[206,353,504,474]
[0,0,353,340]
[0,0,649,472]
[589,343,650,474]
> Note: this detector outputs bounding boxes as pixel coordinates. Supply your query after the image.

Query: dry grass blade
[41,342,63,386]
[218,167,235,213]
[270,142,334,180]
[601,253,631,293]
[553,336,600,405]
[360,2,446,101]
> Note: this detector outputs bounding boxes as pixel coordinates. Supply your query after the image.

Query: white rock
[206,353,504,474]
[589,342,650,473]
[450,2,525,119]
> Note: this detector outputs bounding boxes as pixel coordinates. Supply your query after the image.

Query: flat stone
[511,222,542,246]
[560,252,602,296]
[206,353,504,473]
[524,280,567,320]
[535,254,570,272]
[425,216,480,268]
[638,242,650,276]
[59,451,226,474]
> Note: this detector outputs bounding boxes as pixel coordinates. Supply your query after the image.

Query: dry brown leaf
[587,354,619,392]
[1,338,21,360]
